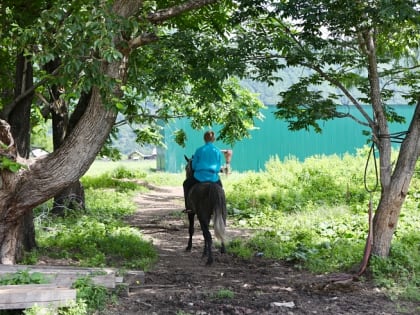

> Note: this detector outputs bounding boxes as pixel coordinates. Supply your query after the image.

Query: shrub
[225,151,419,300]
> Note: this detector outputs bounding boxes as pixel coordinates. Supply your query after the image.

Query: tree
[233,0,420,258]
[1,0,43,260]
[0,0,266,264]
[3,0,415,267]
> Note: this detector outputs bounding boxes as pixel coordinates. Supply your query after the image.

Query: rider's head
[204,130,216,143]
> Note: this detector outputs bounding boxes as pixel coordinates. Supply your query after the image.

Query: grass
[85,159,156,177]
[224,153,420,301]
[22,151,420,314]
[86,159,184,186]
[31,163,159,271]
[212,288,235,299]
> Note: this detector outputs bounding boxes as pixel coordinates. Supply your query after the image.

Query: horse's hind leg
[186,213,195,252]
[220,242,226,254]
[200,220,213,265]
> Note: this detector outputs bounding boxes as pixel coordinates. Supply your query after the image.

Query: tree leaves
[0,156,26,172]
[1,0,418,150]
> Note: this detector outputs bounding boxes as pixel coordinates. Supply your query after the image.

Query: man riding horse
[183,130,223,213]
[182,130,227,265]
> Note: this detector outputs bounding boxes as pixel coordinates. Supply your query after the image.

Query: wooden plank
[0,266,146,310]
[0,265,119,288]
[0,265,145,289]
[0,284,76,310]
[0,264,116,275]
[51,273,117,288]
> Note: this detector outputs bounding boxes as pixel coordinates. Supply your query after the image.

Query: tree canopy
[0,0,267,151]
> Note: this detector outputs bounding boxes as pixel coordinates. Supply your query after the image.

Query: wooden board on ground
[0,264,137,289]
[0,264,144,287]
[0,284,76,310]
[0,264,116,275]
[0,264,145,310]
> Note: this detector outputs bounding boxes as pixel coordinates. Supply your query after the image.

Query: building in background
[158,105,414,173]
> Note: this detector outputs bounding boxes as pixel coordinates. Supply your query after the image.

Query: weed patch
[225,152,420,300]
[212,289,235,299]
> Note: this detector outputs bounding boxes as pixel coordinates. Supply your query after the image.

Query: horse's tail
[210,184,227,243]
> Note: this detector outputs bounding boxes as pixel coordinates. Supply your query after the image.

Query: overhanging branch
[129,0,220,49]
[147,0,220,24]
[1,67,60,120]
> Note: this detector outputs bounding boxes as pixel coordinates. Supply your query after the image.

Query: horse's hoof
[206,259,213,266]
[186,247,192,252]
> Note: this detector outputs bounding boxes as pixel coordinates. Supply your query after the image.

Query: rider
[183,130,223,213]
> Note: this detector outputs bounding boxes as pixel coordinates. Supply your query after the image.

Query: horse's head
[184,155,194,179]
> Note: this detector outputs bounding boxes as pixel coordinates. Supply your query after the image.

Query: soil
[103,185,419,315]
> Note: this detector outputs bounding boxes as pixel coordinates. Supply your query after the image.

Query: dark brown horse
[184,156,227,265]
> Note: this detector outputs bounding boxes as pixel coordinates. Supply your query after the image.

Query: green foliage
[84,162,183,189]
[0,269,47,285]
[85,160,156,177]
[1,0,267,156]
[0,156,25,172]
[226,152,368,218]
[82,165,149,192]
[23,300,88,315]
[72,277,110,313]
[82,174,141,192]
[212,288,235,299]
[225,152,420,300]
[30,106,53,152]
[28,168,160,313]
[37,214,156,269]
[370,231,420,301]
[111,166,147,179]
[34,171,157,270]
[145,171,184,187]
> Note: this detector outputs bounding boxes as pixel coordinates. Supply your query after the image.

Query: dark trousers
[183,177,223,209]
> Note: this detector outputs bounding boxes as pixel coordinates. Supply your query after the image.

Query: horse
[184,155,227,265]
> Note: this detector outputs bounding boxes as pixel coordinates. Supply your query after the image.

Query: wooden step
[0,284,76,310]
[0,265,118,288]
[0,264,145,310]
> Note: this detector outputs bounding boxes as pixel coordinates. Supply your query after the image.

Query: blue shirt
[192,142,222,182]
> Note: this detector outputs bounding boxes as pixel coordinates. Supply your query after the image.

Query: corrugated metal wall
[158,105,414,173]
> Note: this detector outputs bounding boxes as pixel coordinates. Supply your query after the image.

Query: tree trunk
[51,90,91,216]
[45,59,88,215]
[0,0,217,264]
[372,99,420,257]
[52,182,85,216]
[8,53,36,260]
[0,0,139,264]
[0,85,118,263]
[361,29,420,258]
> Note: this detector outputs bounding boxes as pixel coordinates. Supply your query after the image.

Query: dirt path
[105,186,418,315]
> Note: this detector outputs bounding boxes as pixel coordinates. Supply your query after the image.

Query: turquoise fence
[157,105,415,173]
